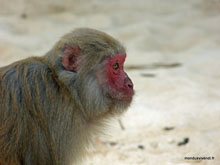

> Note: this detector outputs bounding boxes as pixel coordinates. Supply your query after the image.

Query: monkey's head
[47,28,134,117]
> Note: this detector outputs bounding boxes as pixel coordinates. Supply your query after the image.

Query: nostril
[127,82,133,89]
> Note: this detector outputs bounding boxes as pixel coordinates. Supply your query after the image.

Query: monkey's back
[0,58,70,164]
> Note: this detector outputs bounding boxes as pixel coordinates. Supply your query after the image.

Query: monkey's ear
[62,44,81,71]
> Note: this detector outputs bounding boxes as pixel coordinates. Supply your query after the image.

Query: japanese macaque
[0,28,134,165]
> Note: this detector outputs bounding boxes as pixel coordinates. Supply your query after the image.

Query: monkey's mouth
[108,90,134,103]
[121,87,134,99]
[122,95,133,102]
[123,91,134,102]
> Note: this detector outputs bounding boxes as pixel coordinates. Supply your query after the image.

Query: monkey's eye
[113,62,119,70]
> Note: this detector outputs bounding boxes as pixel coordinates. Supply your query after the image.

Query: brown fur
[0,28,133,165]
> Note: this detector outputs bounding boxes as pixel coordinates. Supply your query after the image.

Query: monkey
[0,28,134,165]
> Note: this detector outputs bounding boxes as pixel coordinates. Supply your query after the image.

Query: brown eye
[113,62,119,70]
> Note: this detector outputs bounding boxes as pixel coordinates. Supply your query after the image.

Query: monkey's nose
[126,81,133,89]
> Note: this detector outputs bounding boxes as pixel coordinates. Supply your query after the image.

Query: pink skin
[62,45,81,71]
[105,53,134,101]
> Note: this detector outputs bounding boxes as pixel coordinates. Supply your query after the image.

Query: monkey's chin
[113,97,133,114]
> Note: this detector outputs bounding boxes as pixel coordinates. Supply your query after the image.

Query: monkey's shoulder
[0,57,64,111]
[0,57,56,88]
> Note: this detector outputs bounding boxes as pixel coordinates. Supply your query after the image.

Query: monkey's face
[98,53,134,102]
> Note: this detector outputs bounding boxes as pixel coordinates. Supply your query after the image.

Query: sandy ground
[0,0,220,164]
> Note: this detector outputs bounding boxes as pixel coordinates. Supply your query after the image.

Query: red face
[102,53,134,101]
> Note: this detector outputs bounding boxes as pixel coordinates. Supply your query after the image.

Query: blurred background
[0,0,220,164]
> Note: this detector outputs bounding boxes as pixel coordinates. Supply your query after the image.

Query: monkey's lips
[111,89,134,102]
[122,95,133,102]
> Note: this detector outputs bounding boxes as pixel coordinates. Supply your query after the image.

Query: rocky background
[0,0,220,164]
